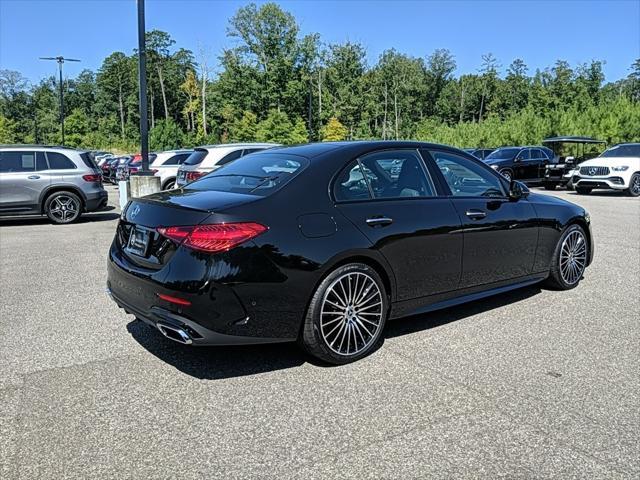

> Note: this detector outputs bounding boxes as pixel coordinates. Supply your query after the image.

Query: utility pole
[39,56,80,145]
[137,0,150,174]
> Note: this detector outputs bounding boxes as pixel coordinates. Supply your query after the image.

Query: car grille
[579,166,609,176]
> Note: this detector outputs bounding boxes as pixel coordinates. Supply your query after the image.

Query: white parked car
[176,143,279,187]
[574,143,640,196]
[149,149,193,190]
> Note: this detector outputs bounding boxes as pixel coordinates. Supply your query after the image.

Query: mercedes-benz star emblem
[588,167,597,176]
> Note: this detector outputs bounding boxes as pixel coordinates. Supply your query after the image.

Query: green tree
[256,109,306,144]
[320,117,348,141]
[149,119,185,150]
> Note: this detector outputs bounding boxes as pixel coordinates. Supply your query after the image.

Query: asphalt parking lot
[1,185,638,479]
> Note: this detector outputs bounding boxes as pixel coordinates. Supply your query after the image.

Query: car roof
[196,143,279,151]
[0,144,87,152]
[259,141,465,160]
[543,136,606,144]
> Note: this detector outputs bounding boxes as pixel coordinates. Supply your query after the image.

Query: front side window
[0,151,35,172]
[430,151,505,198]
[46,152,76,170]
[516,149,531,161]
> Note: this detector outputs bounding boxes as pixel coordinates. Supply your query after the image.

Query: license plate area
[126,225,152,257]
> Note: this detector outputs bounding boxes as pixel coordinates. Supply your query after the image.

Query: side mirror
[509,180,528,201]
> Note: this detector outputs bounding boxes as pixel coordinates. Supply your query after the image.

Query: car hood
[580,157,640,167]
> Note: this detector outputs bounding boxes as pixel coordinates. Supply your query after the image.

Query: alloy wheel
[49,195,80,223]
[631,175,640,196]
[559,230,587,285]
[319,272,383,357]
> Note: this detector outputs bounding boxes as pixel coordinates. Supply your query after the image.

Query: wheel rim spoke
[559,230,587,285]
[320,272,383,356]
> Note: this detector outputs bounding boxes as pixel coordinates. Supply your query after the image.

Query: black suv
[484,146,556,183]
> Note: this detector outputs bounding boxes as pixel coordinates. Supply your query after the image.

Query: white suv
[149,149,193,190]
[574,143,640,196]
[176,143,278,187]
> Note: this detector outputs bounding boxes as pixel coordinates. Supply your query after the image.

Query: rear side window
[242,148,266,156]
[516,149,531,161]
[47,152,76,170]
[0,151,35,172]
[184,149,208,166]
[334,150,436,201]
[80,152,99,169]
[36,152,48,171]
[163,153,191,165]
[216,149,243,167]
[334,161,372,201]
[187,153,308,196]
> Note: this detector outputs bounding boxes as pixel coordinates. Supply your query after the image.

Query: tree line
[1,2,639,152]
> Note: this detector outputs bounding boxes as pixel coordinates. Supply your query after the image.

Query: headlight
[611,166,629,172]
[491,165,499,170]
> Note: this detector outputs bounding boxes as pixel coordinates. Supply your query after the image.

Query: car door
[0,150,50,212]
[425,149,538,288]
[529,148,549,179]
[512,148,532,179]
[334,149,462,301]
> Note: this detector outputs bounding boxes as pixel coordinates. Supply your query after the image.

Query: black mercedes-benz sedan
[107,141,593,364]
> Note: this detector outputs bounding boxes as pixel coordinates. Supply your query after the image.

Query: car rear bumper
[106,245,297,346]
[85,189,109,211]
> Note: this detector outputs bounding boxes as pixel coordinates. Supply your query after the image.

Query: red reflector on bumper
[157,293,191,306]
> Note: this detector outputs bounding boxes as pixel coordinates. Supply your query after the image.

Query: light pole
[39,56,80,145]
[137,0,150,174]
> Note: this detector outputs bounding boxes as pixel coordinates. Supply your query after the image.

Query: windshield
[184,149,208,166]
[600,144,640,158]
[485,148,519,160]
[185,153,308,196]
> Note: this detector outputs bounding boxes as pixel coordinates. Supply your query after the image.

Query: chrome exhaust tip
[157,323,193,345]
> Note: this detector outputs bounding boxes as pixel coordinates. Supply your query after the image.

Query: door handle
[366,216,393,227]
[27,175,41,180]
[465,209,487,220]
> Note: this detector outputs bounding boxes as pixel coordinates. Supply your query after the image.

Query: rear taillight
[82,174,102,182]
[185,171,204,182]
[157,223,267,253]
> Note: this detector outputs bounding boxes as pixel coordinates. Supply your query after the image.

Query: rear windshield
[485,148,519,160]
[184,149,208,166]
[185,153,308,196]
[600,144,640,158]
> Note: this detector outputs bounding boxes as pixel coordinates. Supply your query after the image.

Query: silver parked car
[176,143,279,187]
[0,145,108,224]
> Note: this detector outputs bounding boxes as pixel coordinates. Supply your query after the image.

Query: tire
[44,191,82,224]
[499,169,513,182]
[545,224,588,290]
[626,173,640,197]
[300,263,389,365]
[163,178,176,190]
[575,186,592,195]
[544,184,556,191]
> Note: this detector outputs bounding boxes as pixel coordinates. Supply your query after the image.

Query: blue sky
[1,0,638,84]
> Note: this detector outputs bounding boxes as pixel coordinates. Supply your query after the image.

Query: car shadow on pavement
[0,211,120,226]
[384,285,542,339]
[127,285,541,380]
[126,320,306,380]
